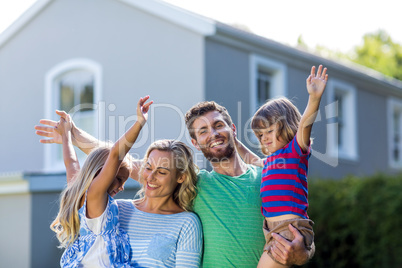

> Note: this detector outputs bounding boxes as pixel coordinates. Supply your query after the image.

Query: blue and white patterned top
[117,199,203,268]
[60,194,132,268]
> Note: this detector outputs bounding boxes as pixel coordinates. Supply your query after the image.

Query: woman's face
[142,150,184,199]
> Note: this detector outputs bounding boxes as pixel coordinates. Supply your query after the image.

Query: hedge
[301,173,402,268]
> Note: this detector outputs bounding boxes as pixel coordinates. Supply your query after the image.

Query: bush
[302,173,402,268]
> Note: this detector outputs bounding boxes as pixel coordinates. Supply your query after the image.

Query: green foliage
[349,30,402,80]
[302,173,402,268]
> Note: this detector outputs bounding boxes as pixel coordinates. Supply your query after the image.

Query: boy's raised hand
[306,65,328,98]
[137,95,153,126]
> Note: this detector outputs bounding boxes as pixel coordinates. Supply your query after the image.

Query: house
[0,0,401,266]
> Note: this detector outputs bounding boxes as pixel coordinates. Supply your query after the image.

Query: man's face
[190,111,235,162]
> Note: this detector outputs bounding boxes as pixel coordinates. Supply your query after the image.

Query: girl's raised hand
[54,112,73,136]
[306,65,328,98]
[137,96,153,126]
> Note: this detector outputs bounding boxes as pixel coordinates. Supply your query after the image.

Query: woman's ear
[177,173,186,184]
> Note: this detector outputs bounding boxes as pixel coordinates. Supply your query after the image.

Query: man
[36,102,312,267]
[184,101,313,267]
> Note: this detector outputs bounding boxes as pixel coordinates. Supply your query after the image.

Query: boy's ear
[191,138,201,151]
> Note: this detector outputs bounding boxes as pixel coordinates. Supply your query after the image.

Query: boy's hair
[185,101,233,139]
[251,97,301,155]
[137,139,199,211]
[50,145,130,248]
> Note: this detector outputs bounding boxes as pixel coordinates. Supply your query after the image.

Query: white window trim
[247,55,287,146]
[326,79,358,161]
[388,98,402,169]
[249,55,287,116]
[44,58,103,172]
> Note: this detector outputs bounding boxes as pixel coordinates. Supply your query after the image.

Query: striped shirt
[116,200,203,268]
[261,136,311,219]
[194,165,265,267]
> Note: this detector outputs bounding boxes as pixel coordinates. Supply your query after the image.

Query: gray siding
[0,0,205,174]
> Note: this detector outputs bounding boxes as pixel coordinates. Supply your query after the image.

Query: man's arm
[234,137,264,167]
[271,224,315,266]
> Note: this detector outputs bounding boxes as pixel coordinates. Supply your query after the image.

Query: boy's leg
[257,251,289,268]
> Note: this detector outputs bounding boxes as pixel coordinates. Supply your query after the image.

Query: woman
[35,109,202,268]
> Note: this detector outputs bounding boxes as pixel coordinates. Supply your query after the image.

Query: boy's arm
[297,65,328,152]
[235,137,264,167]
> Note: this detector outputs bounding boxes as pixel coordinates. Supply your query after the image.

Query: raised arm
[35,110,143,181]
[296,65,328,152]
[87,96,152,217]
[54,114,80,185]
[35,110,102,154]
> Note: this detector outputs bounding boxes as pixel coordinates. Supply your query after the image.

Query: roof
[0,0,216,49]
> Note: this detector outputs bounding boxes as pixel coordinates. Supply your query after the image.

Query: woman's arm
[35,110,142,181]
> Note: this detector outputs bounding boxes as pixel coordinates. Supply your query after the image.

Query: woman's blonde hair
[251,97,301,155]
[137,140,198,211]
[50,145,130,248]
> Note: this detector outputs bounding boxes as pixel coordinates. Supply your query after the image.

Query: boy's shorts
[263,218,314,263]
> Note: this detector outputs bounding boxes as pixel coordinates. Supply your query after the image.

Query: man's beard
[201,143,235,163]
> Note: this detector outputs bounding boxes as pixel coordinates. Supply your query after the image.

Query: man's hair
[185,101,233,139]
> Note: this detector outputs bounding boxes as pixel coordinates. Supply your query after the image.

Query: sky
[0,0,400,53]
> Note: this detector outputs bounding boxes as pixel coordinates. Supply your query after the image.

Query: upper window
[246,55,287,146]
[326,79,358,161]
[44,59,102,171]
[388,98,402,168]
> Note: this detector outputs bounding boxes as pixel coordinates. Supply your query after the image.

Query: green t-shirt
[194,165,265,268]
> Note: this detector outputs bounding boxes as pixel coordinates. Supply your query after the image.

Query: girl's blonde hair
[50,145,130,248]
[137,140,198,211]
[251,97,301,155]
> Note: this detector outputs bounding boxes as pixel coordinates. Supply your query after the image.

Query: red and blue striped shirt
[261,136,311,219]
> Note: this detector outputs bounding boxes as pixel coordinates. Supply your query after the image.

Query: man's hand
[270,224,311,266]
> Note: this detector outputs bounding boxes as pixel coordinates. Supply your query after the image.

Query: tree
[349,30,402,80]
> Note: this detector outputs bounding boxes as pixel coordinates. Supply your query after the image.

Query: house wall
[0,0,205,174]
[0,191,31,268]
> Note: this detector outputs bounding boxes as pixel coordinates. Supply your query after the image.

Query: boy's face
[254,123,287,154]
[190,111,235,162]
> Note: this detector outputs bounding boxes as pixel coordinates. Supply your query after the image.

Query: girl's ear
[177,173,186,184]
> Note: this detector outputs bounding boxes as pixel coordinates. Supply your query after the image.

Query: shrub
[302,173,402,268]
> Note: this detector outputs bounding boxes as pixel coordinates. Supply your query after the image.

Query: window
[326,80,358,161]
[44,59,102,171]
[246,55,287,146]
[250,55,287,113]
[388,99,402,168]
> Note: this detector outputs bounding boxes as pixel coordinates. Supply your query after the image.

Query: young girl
[236,65,328,268]
[51,96,153,267]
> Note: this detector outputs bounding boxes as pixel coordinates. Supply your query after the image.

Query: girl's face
[255,123,287,154]
[142,150,184,199]
[107,166,130,197]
